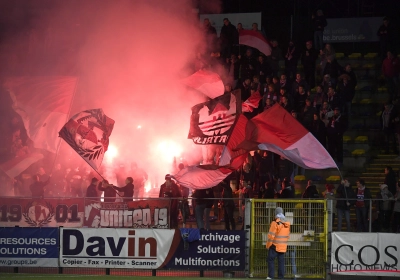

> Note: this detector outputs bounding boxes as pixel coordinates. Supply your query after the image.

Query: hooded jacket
[266,217,291,253]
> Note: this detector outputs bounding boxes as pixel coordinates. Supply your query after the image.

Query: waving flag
[220,104,337,170]
[239,30,271,56]
[59,109,115,170]
[0,153,44,179]
[188,91,240,145]
[242,91,262,112]
[173,165,233,190]
[182,69,224,99]
[3,76,78,153]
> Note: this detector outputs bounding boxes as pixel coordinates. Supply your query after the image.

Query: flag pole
[50,77,80,175]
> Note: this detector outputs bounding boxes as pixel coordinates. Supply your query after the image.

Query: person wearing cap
[266,207,291,279]
[112,177,134,202]
[375,184,394,232]
[86,177,100,199]
[159,174,182,228]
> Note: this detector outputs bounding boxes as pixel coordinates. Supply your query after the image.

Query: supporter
[319,43,336,72]
[393,181,400,233]
[30,173,51,198]
[294,85,309,112]
[279,177,294,198]
[203,18,218,53]
[291,73,309,98]
[276,156,294,185]
[313,85,328,113]
[240,48,257,81]
[204,188,215,230]
[268,40,282,77]
[355,179,372,232]
[278,88,294,108]
[159,174,181,229]
[310,113,327,147]
[263,97,274,111]
[256,54,271,84]
[264,84,278,104]
[86,177,99,199]
[226,54,240,89]
[266,207,290,279]
[279,96,292,112]
[299,98,315,130]
[327,86,341,110]
[113,177,134,202]
[377,17,393,60]
[239,78,252,101]
[237,22,244,33]
[336,180,355,231]
[284,40,299,81]
[130,162,148,199]
[312,9,327,52]
[301,41,318,88]
[221,179,236,230]
[323,55,341,87]
[375,184,394,232]
[212,183,223,220]
[254,150,275,198]
[384,166,397,198]
[321,74,333,94]
[326,107,347,166]
[382,51,400,98]
[272,76,280,93]
[98,180,117,203]
[337,74,355,117]
[340,64,357,89]
[324,184,336,225]
[381,101,398,154]
[320,101,333,126]
[279,74,291,93]
[220,18,238,59]
[302,180,320,199]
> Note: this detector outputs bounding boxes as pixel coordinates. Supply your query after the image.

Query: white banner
[60,228,177,269]
[331,232,400,276]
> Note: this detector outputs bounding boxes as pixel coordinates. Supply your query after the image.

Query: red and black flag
[59,109,115,171]
[188,90,241,145]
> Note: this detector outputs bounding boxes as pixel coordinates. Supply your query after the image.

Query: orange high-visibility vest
[266,218,291,253]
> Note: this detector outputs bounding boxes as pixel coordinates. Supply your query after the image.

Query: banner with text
[85,199,170,228]
[164,230,245,270]
[60,228,180,269]
[0,227,58,267]
[331,232,400,276]
[323,17,382,43]
[0,198,84,227]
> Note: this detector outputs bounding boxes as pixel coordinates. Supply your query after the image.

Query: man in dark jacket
[355,179,372,232]
[30,174,51,198]
[301,41,319,88]
[312,9,327,52]
[221,180,236,230]
[86,177,99,199]
[326,107,348,165]
[220,18,238,58]
[336,180,355,231]
[159,174,181,229]
[113,177,134,202]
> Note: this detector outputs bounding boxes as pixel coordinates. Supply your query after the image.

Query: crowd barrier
[1,196,399,279]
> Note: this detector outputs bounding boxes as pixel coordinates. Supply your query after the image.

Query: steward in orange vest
[266,207,290,279]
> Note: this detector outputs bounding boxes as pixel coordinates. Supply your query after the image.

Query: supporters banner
[60,228,180,269]
[164,230,245,270]
[59,108,115,171]
[0,227,58,267]
[0,197,84,227]
[85,199,170,228]
[188,91,240,145]
[331,232,400,276]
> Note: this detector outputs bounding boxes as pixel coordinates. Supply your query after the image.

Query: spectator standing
[382,51,400,99]
[381,101,398,154]
[279,178,294,198]
[324,184,336,226]
[266,207,290,279]
[392,181,400,233]
[375,184,394,232]
[336,180,355,231]
[159,174,181,228]
[86,177,99,199]
[98,180,117,203]
[313,85,327,113]
[326,107,348,166]
[268,40,282,77]
[30,174,51,198]
[203,18,218,53]
[220,18,238,59]
[204,188,215,230]
[113,177,134,203]
[384,166,397,198]
[337,74,355,117]
[377,17,393,60]
[323,55,341,87]
[284,40,299,81]
[221,180,236,230]
[355,179,372,232]
[312,10,327,52]
[310,113,327,147]
[301,41,319,88]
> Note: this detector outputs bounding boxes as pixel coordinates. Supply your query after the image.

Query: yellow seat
[363,63,376,69]
[352,149,365,156]
[364,53,377,59]
[343,135,351,143]
[294,175,306,181]
[378,87,388,92]
[360,99,372,104]
[348,53,362,59]
[326,175,341,182]
[355,136,368,143]
[336,53,345,59]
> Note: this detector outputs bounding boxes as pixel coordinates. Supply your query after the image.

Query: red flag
[0,153,44,178]
[173,165,233,190]
[220,104,337,170]
[182,69,224,99]
[3,76,78,153]
[59,109,115,171]
[242,90,262,112]
[239,30,271,56]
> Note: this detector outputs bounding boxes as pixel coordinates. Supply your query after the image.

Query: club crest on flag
[59,109,115,170]
[188,91,240,145]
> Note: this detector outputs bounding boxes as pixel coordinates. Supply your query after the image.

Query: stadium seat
[354,136,368,143]
[336,53,345,59]
[294,175,306,182]
[343,135,351,143]
[364,53,378,59]
[326,176,341,182]
[363,63,376,69]
[348,53,362,59]
[311,175,323,182]
[360,98,372,104]
[378,87,388,92]
[352,149,365,156]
